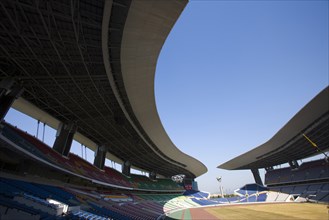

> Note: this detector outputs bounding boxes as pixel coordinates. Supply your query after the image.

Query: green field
[166,203,329,220]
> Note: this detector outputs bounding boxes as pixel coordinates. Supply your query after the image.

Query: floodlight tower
[216,176,224,198]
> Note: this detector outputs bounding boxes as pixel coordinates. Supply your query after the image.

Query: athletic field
[166,203,328,219]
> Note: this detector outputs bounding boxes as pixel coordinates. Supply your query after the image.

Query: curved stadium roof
[219,86,329,170]
[0,0,207,178]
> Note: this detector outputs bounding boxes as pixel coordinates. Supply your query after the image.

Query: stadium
[0,0,328,219]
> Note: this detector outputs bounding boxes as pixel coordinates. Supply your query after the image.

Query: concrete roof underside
[219,86,329,170]
[0,0,207,178]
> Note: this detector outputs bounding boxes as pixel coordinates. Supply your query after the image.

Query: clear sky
[155,0,328,193]
[4,0,328,194]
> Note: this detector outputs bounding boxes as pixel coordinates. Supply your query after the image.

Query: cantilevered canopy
[0,0,207,178]
[219,86,329,170]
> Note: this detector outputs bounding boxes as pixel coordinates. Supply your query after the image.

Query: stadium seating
[257,193,267,202]
[137,194,179,203]
[35,184,79,206]
[0,180,19,197]
[226,196,241,203]
[87,202,130,220]
[267,183,329,202]
[127,174,183,191]
[0,177,79,206]
[0,195,45,220]
[191,198,218,206]
[265,159,328,203]
[1,178,53,199]
[234,183,268,196]
[0,176,192,219]
[265,159,328,185]
[1,125,52,163]
[70,210,108,220]
[157,178,184,191]
[13,193,62,216]
[183,190,209,199]
[2,121,326,220]
[209,197,228,203]
[1,122,185,192]
[280,186,294,194]
[0,178,71,219]
[291,185,308,194]
[103,166,132,187]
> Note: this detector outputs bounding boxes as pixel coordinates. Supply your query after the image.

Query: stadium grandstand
[0,0,327,219]
[0,0,213,219]
[219,86,329,203]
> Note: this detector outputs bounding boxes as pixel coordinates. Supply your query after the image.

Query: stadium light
[171,174,185,183]
[216,176,224,198]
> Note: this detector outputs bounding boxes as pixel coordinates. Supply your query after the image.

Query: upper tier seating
[265,159,329,185]
[1,122,185,191]
[128,174,182,191]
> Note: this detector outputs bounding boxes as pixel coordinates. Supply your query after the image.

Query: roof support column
[251,168,263,186]
[0,78,24,121]
[122,160,131,176]
[94,145,107,170]
[53,122,77,156]
[265,166,273,172]
[149,171,156,181]
[288,160,299,170]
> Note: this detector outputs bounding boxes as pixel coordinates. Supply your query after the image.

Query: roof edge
[218,86,329,170]
[120,0,207,177]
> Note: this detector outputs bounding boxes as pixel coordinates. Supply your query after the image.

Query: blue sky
[155,0,328,193]
[4,0,328,194]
